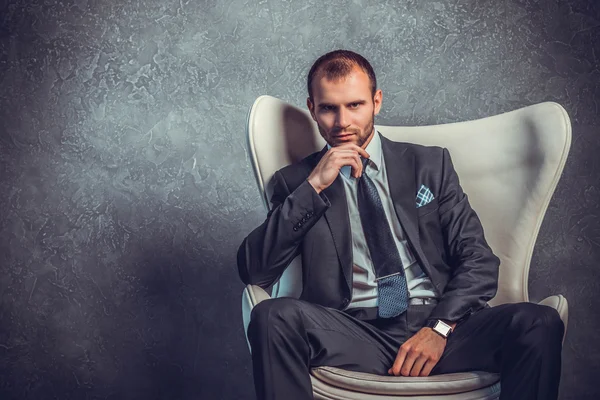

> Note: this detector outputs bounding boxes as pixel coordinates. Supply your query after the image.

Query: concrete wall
[0,0,598,398]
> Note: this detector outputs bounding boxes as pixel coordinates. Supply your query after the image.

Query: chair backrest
[246,95,571,305]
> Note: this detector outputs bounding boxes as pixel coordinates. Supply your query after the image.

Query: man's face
[307,66,382,148]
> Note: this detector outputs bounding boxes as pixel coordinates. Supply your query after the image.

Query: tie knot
[361,157,369,170]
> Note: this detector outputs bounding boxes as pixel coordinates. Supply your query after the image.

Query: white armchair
[241,95,571,399]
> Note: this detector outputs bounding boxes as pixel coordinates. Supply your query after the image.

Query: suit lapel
[313,147,353,291]
[380,135,433,275]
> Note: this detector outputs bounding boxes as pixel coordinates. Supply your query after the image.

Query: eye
[349,103,360,108]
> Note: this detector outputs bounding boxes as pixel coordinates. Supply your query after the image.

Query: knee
[511,303,564,339]
[248,298,304,341]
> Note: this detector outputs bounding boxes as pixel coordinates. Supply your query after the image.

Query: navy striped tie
[357,157,409,318]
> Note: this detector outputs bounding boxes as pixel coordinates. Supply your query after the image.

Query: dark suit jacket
[237,133,500,325]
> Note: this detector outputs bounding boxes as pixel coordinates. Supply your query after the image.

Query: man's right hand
[307,143,370,194]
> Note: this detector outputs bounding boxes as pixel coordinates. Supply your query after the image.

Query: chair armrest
[242,285,272,353]
[245,284,272,306]
[537,294,569,346]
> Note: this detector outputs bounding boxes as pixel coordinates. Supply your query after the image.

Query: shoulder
[405,142,445,158]
[380,135,446,166]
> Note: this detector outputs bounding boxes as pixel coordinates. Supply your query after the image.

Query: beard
[319,112,376,148]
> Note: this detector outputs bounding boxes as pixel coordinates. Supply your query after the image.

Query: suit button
[342,298,349,307]
[306,212,311,218]
[293,227,298,231]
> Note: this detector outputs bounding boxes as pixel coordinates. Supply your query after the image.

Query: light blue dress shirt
[328,131,438,308]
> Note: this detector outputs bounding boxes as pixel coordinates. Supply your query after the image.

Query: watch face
[434,321,452,337]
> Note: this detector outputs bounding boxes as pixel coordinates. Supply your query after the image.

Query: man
[237,50,564,400]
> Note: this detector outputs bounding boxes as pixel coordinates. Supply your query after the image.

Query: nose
[335,107,350,130]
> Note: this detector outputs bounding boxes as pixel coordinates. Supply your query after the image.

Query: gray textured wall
[0,0,598,399]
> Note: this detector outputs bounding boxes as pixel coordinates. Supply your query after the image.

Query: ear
[373,89,383,116]
[307,97,317,122]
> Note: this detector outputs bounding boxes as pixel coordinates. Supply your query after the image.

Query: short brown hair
[307,50,377,101]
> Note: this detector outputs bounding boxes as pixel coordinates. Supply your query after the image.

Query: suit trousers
[247,297,565,400]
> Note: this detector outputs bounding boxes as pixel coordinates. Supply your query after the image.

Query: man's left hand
[388,322,456,377]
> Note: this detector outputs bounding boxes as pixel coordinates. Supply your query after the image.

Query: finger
[390,348,407,376]
[409,355,428,377]
[332,143,370,160]
[420,359,437,377]
[400,352,419,377]
[350,154,362,178]
[334,154,362,178]
[355,146,370,160]
[328,148,364,162]
[339,143,370,159]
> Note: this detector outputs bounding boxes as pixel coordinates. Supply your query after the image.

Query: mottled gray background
[0,0,598,399]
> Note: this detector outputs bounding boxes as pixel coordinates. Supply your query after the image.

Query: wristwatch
[426,319,453,339]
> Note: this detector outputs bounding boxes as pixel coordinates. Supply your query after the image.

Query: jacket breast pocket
[416,197,439,217]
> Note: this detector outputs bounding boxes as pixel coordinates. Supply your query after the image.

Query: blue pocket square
[416,185,435,208]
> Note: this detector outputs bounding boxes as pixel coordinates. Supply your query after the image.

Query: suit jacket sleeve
[237,170,331,288]
[426,148,500,324]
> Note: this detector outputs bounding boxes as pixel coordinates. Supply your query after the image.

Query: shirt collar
[326,130,383,179]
